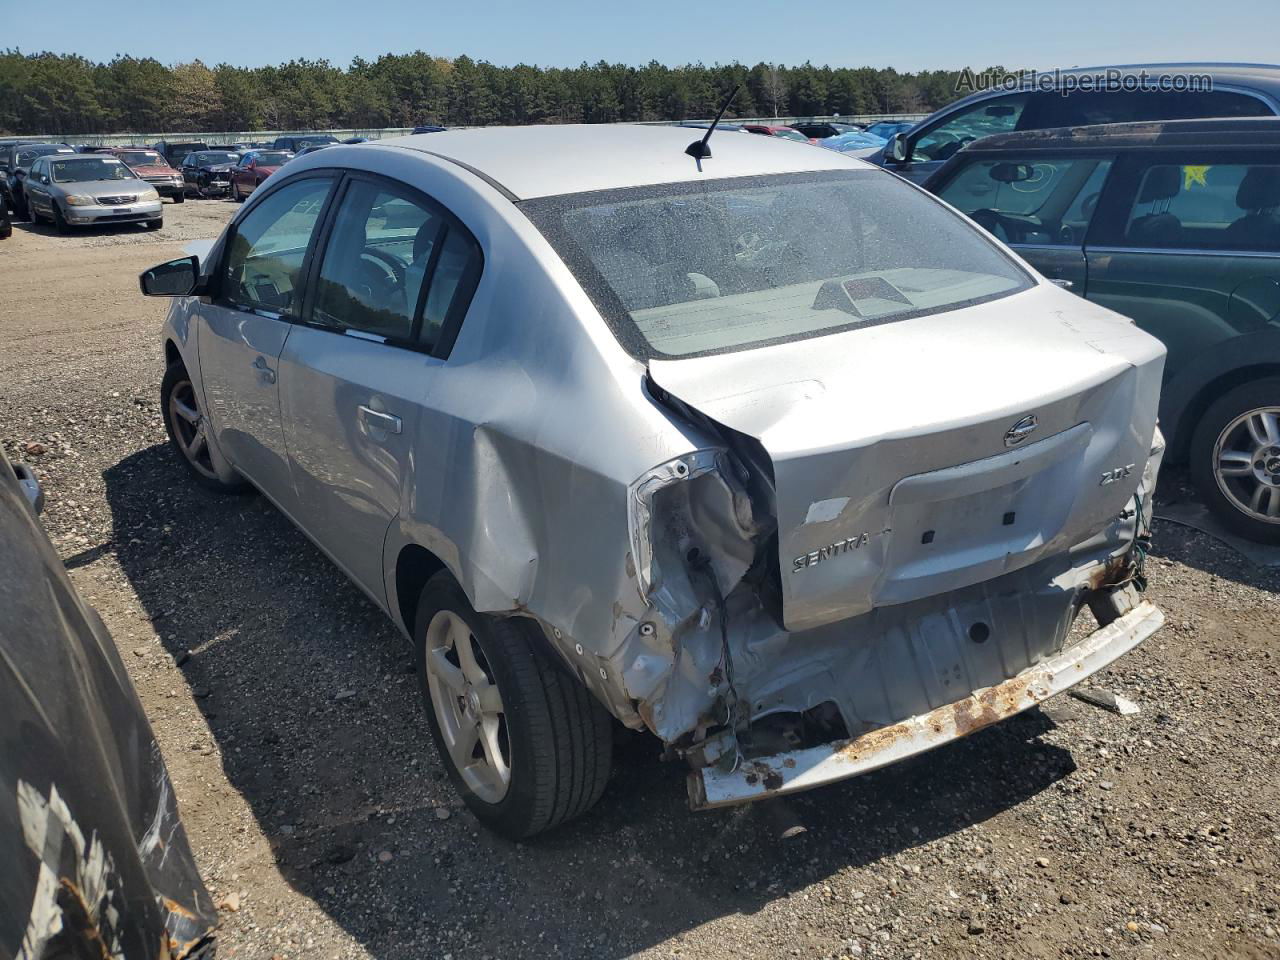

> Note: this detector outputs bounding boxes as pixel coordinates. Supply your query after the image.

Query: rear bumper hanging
[688,600,1163,810]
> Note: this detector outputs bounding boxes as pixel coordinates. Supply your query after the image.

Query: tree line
[0,50,992,136]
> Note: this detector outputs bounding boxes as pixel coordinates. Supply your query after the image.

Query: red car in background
[230,150,293,201]
[742,124,819,144]
[107,146,186,201]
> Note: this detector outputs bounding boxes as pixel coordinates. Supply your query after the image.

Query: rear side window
[936,156,1112,245]
[1032,90,1270,128]
[309,178,483,351]
[1121,162,1280,251]
[221,177,334,314]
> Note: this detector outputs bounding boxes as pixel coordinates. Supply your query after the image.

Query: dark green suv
[926,117,1280,542]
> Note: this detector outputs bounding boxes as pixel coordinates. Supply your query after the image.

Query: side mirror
[40,175,50,184]
[888,132,910,163]
[13,169,25,179]
[140,255,201,297]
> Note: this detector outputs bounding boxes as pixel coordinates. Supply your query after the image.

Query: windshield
[522,170,1032,359]
[299,136,338,146]
[776,129,808,141]
[255,152,292,166]
[51,158,137,183]
[191,152,239,165]
[17,145,71,165]
[119,151,165,166]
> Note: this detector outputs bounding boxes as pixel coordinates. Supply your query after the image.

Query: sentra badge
[793,532,869,573]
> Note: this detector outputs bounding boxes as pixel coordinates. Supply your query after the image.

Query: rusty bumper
[688,600,1163,810]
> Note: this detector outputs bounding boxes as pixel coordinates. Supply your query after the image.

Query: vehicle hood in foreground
[648,283,1165,632]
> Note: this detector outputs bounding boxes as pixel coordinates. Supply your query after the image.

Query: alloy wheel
[423,609,511,803]
[1214,405,1280,524]
[167,378,219,481]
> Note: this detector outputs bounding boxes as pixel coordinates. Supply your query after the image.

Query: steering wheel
[355,250,404,311]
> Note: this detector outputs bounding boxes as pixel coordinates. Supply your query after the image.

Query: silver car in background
[140,126,1166,837]
[25,154,162,232]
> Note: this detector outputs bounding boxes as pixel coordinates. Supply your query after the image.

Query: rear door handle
[358,405,402,435]
[1049,278,1074,290]
[252,355,276,383]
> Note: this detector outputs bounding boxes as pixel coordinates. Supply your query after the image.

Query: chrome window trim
[1085,244,1280,260]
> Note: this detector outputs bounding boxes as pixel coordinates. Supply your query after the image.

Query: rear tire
[161,362,250,494]
[1189,377,1280,544]
[413,572,613,838]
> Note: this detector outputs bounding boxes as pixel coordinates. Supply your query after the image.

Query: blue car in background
[864,120,916,140]
[819,130,889,154]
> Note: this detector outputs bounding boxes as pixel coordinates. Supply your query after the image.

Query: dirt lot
[2,200,1280,960]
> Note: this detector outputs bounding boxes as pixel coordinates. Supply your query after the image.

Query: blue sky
[7,0,1276,70]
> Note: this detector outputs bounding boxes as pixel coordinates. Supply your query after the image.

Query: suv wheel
[161,362,249,494]
[173,192,185,204]
[1190,377,1280,543]
[413,572,613,838]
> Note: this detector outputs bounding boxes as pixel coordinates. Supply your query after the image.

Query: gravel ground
[2,201,1279,960]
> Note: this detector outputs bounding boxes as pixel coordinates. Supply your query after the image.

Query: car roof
[952,116,1280,153]
[938,63,1280,117]
[380,123,863,199]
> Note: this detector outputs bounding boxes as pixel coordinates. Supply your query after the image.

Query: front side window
[523,170,1032,359]
[1122,162,1280,251]
[311,179,482,349]
[936,156,1113,245]
[913,94,1029,163]
[221,176,333,313]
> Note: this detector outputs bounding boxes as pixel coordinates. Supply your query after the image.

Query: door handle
[1050,278,1074,290]
[252,355,276,383]
[358,405,402,435]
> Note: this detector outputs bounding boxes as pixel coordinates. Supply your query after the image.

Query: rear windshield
[522,170,1032,359]
[255,152,292,165]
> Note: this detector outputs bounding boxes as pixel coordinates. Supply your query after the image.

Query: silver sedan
[26,154,162,232]
[140,126,1167,837]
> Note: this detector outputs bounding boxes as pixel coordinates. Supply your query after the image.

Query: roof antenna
[686,84,741,168]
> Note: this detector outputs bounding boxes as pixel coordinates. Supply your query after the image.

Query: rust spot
[745,772,759,785]
[1088,555,1130,591]
[161,896,198,921]
[835,720,914,764]
[782,757,796,768]
[762,769,784,791]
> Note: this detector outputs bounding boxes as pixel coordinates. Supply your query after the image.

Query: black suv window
[936,155,1113,246]
[221,176,334,314]
[1118,161,1280,251]
[1030,90,1270,128]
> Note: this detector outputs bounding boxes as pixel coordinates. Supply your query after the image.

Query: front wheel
[51,204,70,234]
[172,192,185,204]
[160,362,249,494]
[1190,377,1280,543]
[413,572,613,838]
[145,217,163,231]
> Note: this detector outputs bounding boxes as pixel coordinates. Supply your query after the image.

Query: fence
[8,115,927,147]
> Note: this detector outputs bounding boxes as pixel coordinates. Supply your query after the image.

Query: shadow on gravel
[104,442,1079,960]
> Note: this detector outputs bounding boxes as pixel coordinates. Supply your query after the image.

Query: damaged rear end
[523,167,1168,809]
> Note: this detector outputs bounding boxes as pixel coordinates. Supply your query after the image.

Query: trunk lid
[648,285,1165,632]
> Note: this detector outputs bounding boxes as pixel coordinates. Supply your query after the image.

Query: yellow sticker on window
[1183,165,1211,190]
